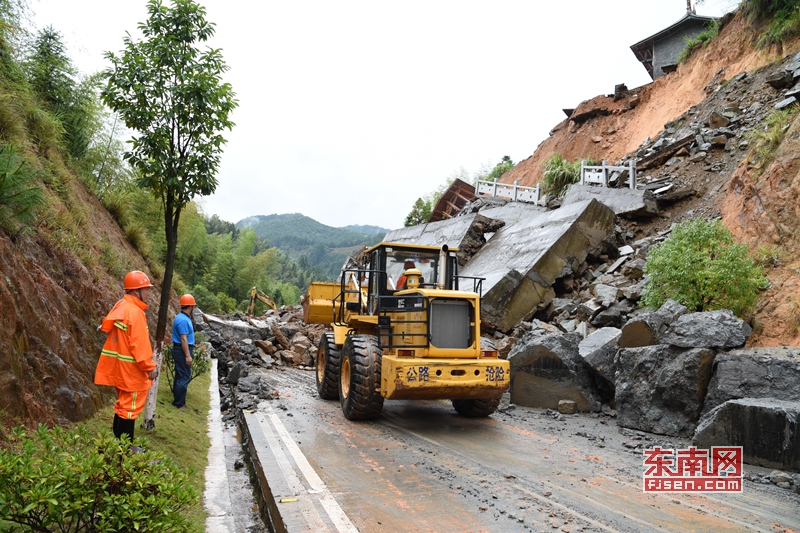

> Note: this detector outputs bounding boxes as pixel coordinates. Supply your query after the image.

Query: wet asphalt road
[250,367,800,533]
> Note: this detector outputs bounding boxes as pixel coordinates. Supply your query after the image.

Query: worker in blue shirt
[171,294,196,410]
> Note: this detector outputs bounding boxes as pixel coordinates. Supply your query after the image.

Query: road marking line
[255,412,329,532]
[265,405,360,533]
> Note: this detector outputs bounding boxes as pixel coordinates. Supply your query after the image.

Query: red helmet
[179,294,196,306]
[124,270,154,290]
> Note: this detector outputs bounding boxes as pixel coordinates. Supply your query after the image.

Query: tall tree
[404,197,432,227]
[101,0,237,429]
[25,26,95,159]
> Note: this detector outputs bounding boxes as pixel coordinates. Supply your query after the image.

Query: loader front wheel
[339,334,384,420]
[452,398,500,417]
[316,333,341,400]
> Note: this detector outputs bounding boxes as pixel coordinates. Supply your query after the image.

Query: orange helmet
[179,294,196,306]
[124,270,154,290]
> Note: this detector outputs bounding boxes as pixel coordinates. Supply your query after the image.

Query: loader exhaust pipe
[438,245,449,289]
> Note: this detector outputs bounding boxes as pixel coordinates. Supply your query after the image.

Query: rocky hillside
[0,162,169,428]
[501,9,800,347]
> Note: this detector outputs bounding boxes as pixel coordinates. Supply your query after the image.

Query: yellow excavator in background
[247,286,277,315]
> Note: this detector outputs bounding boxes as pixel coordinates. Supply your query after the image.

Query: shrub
[745,106,798,178]
[100,189,132,227]
[0,144,45,235]
[641,218,766,317]
[541,154,582,197]
[752,243,783,268]
[162,332,211,392]
[742,0,800,48]
[124,221,151,255]
[0,424,197,532]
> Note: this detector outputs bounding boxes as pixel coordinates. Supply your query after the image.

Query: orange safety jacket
[94,294,156,391]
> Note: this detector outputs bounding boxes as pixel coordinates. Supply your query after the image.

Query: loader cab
[335,242,484,323]
[366,244,456,300]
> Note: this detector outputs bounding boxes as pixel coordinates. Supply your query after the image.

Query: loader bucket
[303,282,339,324]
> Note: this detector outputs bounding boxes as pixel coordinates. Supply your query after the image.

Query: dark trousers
[113,413,135,441]
[171,344,193,407]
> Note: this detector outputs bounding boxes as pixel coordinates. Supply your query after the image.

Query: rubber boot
[113,414,135,441]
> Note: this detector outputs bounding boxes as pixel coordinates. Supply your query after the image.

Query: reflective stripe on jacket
[94,294,156,391]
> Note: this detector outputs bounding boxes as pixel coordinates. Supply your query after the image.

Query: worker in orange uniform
[396,260,416,290]
[94,270,158,442]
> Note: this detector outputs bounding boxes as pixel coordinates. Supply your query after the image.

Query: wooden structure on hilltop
[428,179,476,222]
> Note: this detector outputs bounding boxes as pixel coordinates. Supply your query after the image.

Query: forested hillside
[238,213,387,279]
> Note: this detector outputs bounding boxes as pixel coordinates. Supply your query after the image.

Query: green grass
[745,106,799,178]
[678,20,720,64]
[742,0,800,48]
[75,369,212,532]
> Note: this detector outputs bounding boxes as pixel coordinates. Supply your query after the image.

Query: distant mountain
[236,214,390,279]
[341,224,390,237]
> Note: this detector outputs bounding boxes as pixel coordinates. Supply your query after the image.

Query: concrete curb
[204,358,236,532]
[241,403,359,533]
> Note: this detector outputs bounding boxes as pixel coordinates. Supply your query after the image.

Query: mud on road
[246,366,799,533]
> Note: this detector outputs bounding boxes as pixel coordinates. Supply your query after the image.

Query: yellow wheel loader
[302,242,510,420]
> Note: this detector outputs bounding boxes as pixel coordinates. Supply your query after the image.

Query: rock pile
[196,307,324,418]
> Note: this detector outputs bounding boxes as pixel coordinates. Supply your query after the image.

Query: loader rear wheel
[316,333,341,400]
[452,398,501,417]
[339,334,384,420]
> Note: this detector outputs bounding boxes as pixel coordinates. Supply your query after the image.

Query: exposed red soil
[501,10,800,347]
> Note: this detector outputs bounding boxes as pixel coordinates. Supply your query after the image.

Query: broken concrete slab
[615,345,716,437]
[385,212,496,249]
[701,347,800,417]
[637,133,695,169]
[384,212,504,264]
[474,201,547,226]
[694,398,800,471]
[462,199,615,332]
[562,184,658,217]
[508,332,602,412]
[203,314,270,343]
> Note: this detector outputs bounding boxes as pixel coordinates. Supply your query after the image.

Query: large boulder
[508,332,602,412]
[618,300,687,348]
[579,327,621,400]
[660,310,751,349]
[702,347,800,416]
[615,345,716,437]
[694,398,800,471]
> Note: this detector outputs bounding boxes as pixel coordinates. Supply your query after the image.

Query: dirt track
[252,366,800,533]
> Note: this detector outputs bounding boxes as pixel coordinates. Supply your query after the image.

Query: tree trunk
[141,202,181,431]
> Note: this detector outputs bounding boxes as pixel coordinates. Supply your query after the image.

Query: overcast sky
[32,0,738,230]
